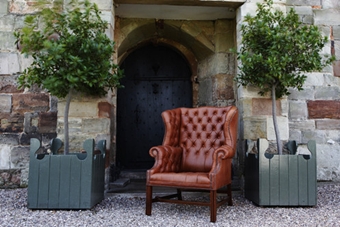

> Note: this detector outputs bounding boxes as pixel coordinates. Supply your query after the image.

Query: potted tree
[15,0,123,209]
[236,0,334,206]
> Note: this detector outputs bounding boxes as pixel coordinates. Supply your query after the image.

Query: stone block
[317,143,340,181]
[239,98,253,118]
[289,101,308,120]
[0,0,8,15]
[307,100,340,119]
[58,101,98,118]
[252,98,282,116]
[0,144,11,169]
[0,113,24,133]
[288,6,313,15]
[243,117,267,140]
[0,133,19,145]
[289,120,316,130]
[38,112,57,133]
[316,119,340,130]
[289,129,302,142]
[0,53,20,74]
[333,26,340,40]
[333,60,340,77]
[314,86,340,100]
[82,118,110,134]
[301,130,325,143]
[98,102,112,118]
[304,73,325,87]
[10,145,29,169]
[286,0,320,6]
[23,112,38,134]
[267,116,289,141]
[288,87,314,100]
[314,9,340,25]
[12,93,49,114]
[0,94,12,113]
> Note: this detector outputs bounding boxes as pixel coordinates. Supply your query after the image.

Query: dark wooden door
[117,44,192,170]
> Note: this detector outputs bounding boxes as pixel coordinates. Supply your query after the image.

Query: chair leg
[177,189,182,200]
[227,184,233,206]
[210,190,217,222]
[146,185,152,215]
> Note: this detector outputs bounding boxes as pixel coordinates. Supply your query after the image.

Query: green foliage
[236,0,334,98]
[14,0,124,99]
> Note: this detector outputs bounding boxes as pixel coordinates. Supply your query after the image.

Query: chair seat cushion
[148,172,210,189]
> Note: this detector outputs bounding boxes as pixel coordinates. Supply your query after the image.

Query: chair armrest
[147,145,183,175]
[209,145,236,188]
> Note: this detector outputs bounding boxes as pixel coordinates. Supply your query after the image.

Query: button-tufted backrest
[161,106,238,172]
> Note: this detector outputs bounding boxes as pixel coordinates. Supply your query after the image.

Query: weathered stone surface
[0,94,11,113]
[307,100,340,119]
[301,130,326,143]
[267,116,289,140]
[12,93,50,114]
[58,101,98,118]
[0,169,22,188]
[289,120,316,130]
[0,133,18,145]
[0,113,24,132]
[0,0,8,16]
[98,102,112,118]
[317,143,340,181]
[314,9,340,25]
[0,144,11,169]
[334,60,340,77]
[288,87,314,100]
[10,145,29,169]
[289,101,308,120]
[38,111,57,133]
[252,98,282,116]
[243,117,267,140]
[0,53,20,74]
[286,0,320,6]
[82,118,110,134]
[289,129,302,142]
[316,119,340,130]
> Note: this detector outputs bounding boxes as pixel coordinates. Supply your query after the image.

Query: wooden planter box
[27,138,106,209]
[244,139,317,206]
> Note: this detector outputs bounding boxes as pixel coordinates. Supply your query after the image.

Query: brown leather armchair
[146,106,238,222]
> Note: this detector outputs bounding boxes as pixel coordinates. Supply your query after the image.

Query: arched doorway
[117,43,193,170]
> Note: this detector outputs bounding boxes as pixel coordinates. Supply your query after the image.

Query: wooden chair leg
[210,190,217,222]
[177,189,182,200]
[146,185,152,215]
[227,184,233,206]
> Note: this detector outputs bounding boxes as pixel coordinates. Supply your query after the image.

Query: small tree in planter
[15,0,123,154]
[237,0,335,206]
[236,0,334,154]
[14,0,124,209]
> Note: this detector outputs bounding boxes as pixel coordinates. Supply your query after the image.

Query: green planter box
[27,138,106,209]
[244,139,317,206]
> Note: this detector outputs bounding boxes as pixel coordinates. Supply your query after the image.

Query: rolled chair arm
[209,145,236,189]
[147,145,183,175]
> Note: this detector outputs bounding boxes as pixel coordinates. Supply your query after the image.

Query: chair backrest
[161,106,238,172]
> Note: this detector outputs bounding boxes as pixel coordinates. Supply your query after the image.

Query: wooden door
[117,44,192,170]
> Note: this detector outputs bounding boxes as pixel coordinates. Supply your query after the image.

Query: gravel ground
[0,182,339,227]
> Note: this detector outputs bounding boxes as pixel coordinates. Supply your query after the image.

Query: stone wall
[0,0,116,188]
[237,0,340,181]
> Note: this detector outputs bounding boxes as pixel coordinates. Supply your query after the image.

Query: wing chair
[146,106,238,222]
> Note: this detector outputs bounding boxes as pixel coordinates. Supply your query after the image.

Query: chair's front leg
[210,190,217,222]
[146,185,153,215]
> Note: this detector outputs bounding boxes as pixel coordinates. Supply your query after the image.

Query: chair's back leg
[146,185,153,215]
[177,189,183,200]
[227,184,233,206]
[210,190,217,222]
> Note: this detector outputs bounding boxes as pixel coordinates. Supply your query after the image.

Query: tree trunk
[272,85,282,155]
[64,90,72,154]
